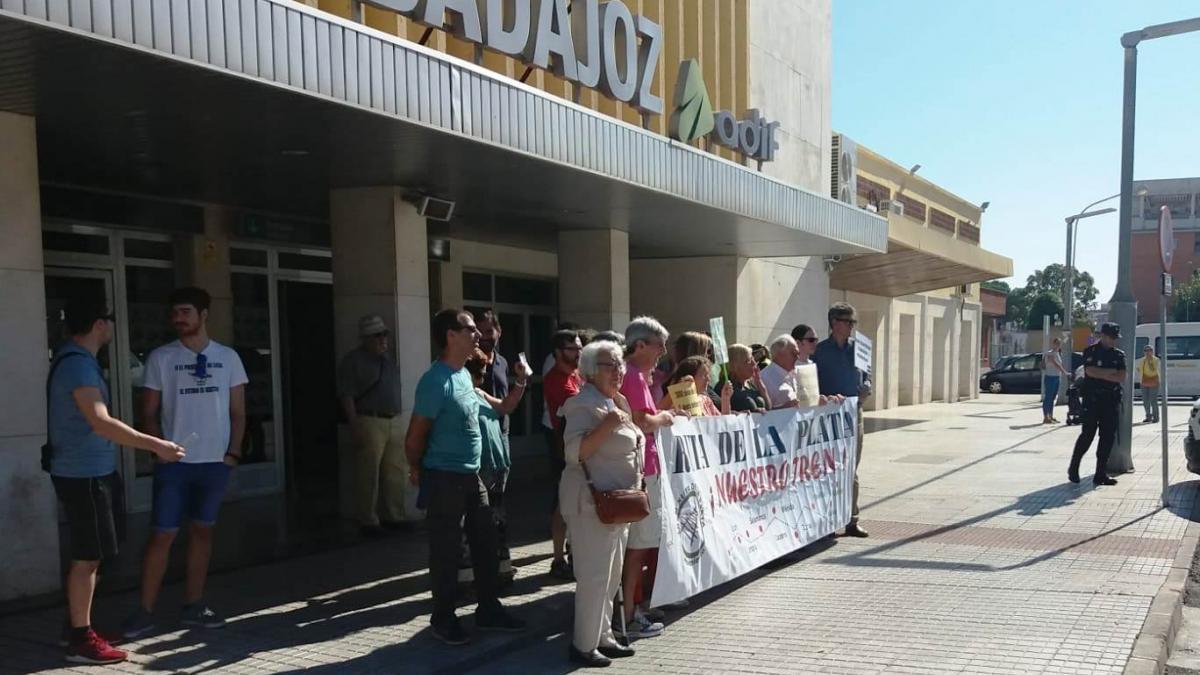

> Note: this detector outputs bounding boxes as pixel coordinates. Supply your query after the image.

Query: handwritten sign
[853,330,872,374]
[668,378,707,417]
[794,363,820,407]
[709,317,729,365]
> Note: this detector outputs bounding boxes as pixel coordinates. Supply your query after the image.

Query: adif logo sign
[364,0,664,115]
[669,59,780,163]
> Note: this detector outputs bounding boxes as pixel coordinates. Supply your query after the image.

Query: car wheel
[988,381,1004,394]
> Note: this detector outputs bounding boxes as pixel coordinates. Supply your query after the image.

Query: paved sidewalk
[4,395,1197,674]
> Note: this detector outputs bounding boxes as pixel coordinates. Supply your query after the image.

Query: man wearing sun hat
[338,313,408,536]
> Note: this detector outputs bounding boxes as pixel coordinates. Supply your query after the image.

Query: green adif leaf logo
[669,59,714,144]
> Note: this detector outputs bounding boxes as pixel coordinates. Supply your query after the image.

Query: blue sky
[833,1,1200,304]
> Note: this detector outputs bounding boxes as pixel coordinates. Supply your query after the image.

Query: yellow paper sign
[668,378,706,417]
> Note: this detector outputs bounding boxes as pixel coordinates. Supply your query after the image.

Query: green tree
[981,280,1011,293]
[1025,292,1065,330]
[1006,286,1032,325]
[1025,264,1098,321]
[1173,271,1200,322]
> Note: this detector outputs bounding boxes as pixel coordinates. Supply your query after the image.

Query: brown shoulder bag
[582,436,649,525]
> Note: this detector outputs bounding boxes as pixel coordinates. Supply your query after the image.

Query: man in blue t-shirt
[405,309,527,645]
[47,298,184,664]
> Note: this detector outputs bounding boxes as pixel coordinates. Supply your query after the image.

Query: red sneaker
[65,628,128,665]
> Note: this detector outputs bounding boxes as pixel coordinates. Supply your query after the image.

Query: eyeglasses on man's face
[834,317,858,326]
[596,360,625,373]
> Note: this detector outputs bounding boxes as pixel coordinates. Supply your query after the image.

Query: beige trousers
[563,506,628,652]
[351,415,407,526]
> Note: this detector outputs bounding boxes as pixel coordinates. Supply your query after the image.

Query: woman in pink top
[617,317,677,639]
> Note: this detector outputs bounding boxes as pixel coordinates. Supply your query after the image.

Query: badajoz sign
[362,0,664,114]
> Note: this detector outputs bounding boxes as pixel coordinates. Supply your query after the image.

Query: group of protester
[401,303,872,668]
[44,288,872,668]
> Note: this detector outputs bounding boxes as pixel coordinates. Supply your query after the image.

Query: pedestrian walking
[338,314,409,537]
[47,297,185,663]
[1139,344,1160,424]
[124,287,248,639]
[1042,338,1069,424]
[1068,322,1126,486]
[404,309,527,645]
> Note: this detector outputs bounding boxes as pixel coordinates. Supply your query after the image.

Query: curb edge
[1123,496,1200,675]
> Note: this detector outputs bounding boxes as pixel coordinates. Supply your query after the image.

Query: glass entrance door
[43,268,123,472]
[277,280,339,529]
[231,243,335,538]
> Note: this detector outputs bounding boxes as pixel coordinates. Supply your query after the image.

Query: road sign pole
[1158,205,1174,508]
[1160,289,1169,507]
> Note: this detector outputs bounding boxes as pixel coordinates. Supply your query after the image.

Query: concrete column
[181,206,234,343]
[921,296,931,401]
[558,229,630,331]
[630,256,737,340]
[734,257,829,346]
[433,259,464,311]
[949,301,963,402]
[331,188,430,518]
[0,112,60,601]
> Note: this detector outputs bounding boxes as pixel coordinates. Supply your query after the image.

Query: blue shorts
[152,462,231,531]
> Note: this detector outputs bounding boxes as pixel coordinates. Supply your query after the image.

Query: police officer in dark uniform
[1068,322,1127,486]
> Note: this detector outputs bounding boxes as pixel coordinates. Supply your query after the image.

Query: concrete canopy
[0,0,887,258]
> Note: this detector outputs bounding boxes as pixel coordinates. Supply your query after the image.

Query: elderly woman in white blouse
[559,340,645,668]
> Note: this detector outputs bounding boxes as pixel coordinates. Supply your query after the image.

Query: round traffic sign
[1159,205,1175,272]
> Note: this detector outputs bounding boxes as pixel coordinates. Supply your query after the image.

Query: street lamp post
[1062,204,1117,402]
[1109,17,1200,485]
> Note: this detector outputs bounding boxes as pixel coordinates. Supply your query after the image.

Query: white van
[1134,322,1200,398]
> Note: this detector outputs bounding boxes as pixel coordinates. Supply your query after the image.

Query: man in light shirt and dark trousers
[124,287,248,639]
[812,302,871,538]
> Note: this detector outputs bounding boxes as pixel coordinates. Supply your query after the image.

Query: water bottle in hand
[180,432,200,451]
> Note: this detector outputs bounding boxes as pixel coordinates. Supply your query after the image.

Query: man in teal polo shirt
[405,309,526,645]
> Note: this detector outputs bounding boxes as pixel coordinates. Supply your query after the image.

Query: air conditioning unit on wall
[831,134,858,205]
[879,200,904,217]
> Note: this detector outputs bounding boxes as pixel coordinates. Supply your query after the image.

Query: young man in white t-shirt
[123,287,248,639]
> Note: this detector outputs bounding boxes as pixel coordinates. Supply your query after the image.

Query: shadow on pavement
[831,480,1200,574]
[860,426,1064,513]
[863,418,927,433]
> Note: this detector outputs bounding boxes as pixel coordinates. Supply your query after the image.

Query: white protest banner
[854,330,872,374]
[709,316,729,365]
[651,399,858,607]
